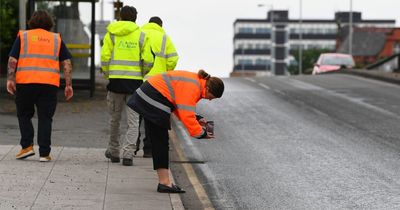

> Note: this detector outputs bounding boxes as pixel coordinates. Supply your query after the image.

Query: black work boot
[122,158,133,166]
[105,151,120,163]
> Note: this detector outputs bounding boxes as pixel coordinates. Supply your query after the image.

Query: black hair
[120,6,137,22]
[149,16,163,27]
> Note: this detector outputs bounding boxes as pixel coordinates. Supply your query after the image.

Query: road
[175,73,400,209]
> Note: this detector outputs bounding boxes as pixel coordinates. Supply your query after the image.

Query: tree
[0,0,19,75]
[288,48,331,75]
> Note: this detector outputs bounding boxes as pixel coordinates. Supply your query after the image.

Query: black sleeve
[195,114,204,121]
[197,128,207,139]
[8,37,21,59]
[59,40,72,62]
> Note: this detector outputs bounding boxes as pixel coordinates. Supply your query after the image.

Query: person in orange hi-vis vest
[6,10,73,162]
[127,69,224,193]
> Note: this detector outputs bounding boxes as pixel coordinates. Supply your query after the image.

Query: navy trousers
[15,84,58,157]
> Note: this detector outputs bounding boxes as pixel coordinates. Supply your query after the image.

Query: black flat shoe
[157,183,186,193]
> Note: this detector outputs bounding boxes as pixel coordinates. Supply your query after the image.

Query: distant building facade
[232,10,395,76]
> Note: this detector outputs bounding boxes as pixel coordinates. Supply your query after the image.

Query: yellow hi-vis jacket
[141,23,178,80]
[101,21,154,80]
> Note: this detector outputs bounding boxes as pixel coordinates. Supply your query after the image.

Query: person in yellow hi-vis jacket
[135,16,179,158]
[101,5,154,166]
[141,16,179,80]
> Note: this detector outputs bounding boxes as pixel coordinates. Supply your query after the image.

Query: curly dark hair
[28,10,54,31]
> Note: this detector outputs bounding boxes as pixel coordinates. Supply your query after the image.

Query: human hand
[198,117,207,127]
[6,80,16,95]
[205,132,215,139]
[64,85,73,101]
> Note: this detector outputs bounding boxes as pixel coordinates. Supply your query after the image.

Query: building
[232,10,395,76]
[337,27,400,67]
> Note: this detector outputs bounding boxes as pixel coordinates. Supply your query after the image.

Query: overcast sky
[93,0,400,78]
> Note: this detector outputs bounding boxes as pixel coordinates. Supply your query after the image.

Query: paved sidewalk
[0,145,183,210]
[0,74,184,210]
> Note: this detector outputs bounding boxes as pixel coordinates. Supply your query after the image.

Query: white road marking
[258,83,271,90]
[244,78,256,83]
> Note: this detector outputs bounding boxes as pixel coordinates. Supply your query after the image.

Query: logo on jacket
[117,41,137,49]
[31,35,50,43]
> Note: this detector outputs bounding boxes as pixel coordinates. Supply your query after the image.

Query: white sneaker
[39,156,51,162]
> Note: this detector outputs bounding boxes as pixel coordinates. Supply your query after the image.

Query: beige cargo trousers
[105,91,140,160]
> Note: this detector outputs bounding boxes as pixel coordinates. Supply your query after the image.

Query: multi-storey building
[232,10,395,76]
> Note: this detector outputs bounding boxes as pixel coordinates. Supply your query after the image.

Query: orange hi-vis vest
[147,70,207,138]
[16,29,61,87]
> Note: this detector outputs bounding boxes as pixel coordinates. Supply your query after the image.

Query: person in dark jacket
[127,69,224,193]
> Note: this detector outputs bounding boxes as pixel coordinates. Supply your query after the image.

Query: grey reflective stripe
[143,62,154,68]
[21,32,58,61]
[109,60,141,66]
[53,33,58,57]
[101,61,109,67]
[19,54,58,60]
[162,73,175,101]
[17,66,59,73]
[160,35,167,55]
[109,70,142,77]
[155,52,178,59]
[169,76,200,89]
[110,34,115,61]
[23,31,28,54]
[154,35,178,59]
[139,32,145,49]
[176,104,196,112]
[165,52,178,58]
[136,88,171,113]
[110,34,115,45]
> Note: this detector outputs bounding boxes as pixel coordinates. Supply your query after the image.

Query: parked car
[312,53,355,75]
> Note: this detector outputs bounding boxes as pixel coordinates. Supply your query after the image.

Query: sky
[91,0,400,78]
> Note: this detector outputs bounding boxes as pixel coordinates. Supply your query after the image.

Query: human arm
[6,57,18,95]
[100,33,113,78]
[174,90,212,139]
[141,34,154,76]
[6,36,21,95]
[61,59,73,100]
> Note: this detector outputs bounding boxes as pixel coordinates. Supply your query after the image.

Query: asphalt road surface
[178,73,400,209]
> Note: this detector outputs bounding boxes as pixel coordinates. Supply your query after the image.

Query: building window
[255,58,270,65]
[255,28,271,34]
[261,44,269,49]
[237,43,244,50]
[238,27,253,34]
[238,59,253,65]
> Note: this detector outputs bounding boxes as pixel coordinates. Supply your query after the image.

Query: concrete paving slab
[0,145,183,210]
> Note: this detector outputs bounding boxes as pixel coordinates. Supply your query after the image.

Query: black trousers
[15,84,58,157]
[139,116,152,153]
[144,119,169,170]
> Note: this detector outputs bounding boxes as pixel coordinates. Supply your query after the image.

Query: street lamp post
[349,0,353,56]
[298,0,303,75]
